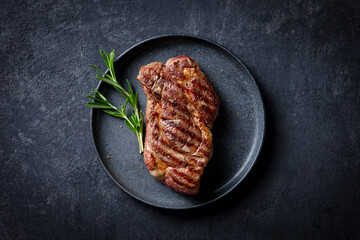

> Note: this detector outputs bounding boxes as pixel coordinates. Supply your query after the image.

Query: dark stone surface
[1,0,359,239]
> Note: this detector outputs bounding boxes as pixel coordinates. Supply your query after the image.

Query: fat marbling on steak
[136,55,219,194]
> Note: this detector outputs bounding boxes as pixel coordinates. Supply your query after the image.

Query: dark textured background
[1,0,359,239]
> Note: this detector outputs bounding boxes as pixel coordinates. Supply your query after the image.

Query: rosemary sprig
[86,50,144,153]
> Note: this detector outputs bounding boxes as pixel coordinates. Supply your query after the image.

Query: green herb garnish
[86,50,144,153]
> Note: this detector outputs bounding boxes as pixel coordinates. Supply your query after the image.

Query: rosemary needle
[86,50,144,153]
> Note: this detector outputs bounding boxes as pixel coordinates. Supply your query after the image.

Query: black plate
[91,35,265,209]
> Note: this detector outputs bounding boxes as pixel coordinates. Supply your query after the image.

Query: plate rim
[90,34,265,209]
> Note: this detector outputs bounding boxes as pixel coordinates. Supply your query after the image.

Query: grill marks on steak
[137,55,219,194]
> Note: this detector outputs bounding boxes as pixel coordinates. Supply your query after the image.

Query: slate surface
[1,0,359,239]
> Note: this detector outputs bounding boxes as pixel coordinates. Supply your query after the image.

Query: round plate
[91,35,265,209]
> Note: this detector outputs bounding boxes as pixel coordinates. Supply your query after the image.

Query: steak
[137,55,219,194]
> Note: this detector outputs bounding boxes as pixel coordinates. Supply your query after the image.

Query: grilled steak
[137,55,219,194]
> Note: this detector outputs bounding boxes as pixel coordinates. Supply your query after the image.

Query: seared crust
[137,55,219,194]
